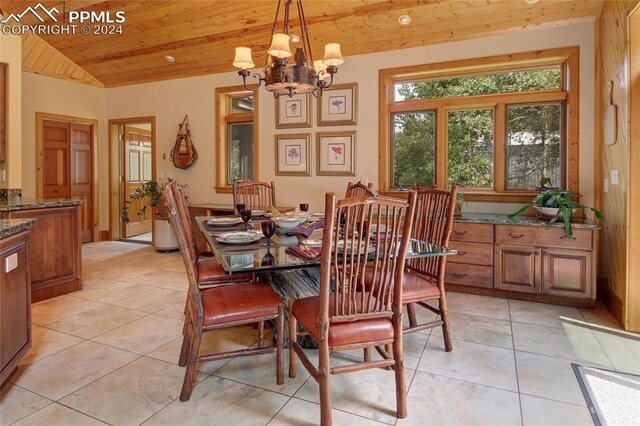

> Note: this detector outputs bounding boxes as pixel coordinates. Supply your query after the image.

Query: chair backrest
[169,182,199,262]
[163,184,202,310]
[232,180,276,212]
[345,181,376,198]
[406,184,458,282]
[319,191,417,324]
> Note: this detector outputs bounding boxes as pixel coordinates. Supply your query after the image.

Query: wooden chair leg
[178,315,193,367]
[364,347,371,363]
[276,305,284,385]
[407,303,418,328]
[289,302,298,378]
[393,315,407,419]
[439,294,453,352]
[318,340,332,426]
[180,328,202,402]
[258,320,265,348]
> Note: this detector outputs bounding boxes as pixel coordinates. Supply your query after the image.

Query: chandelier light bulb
[268,33,292,59]
[232,47,255,69]
[322,43,344,66]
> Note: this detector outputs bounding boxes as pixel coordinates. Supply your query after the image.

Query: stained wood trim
[107,116,156,242]
[214,85,259,193]
[35,112,99,242]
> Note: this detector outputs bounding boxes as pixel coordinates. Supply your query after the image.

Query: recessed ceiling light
[398,15,411,25]
[524,0,540,4]
[290,34,300,43]
[164,55,175,63]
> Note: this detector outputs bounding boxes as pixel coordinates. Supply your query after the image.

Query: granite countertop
[0,219,38,239]
[455,213,600,229]
[0,198,84,212]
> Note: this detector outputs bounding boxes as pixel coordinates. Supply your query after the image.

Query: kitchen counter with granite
[455,213,600,229]
[0,198,83,212]
[0,219,38,239]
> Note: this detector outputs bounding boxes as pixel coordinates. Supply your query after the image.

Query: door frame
[108,116,156,242]
[36,112,99,242]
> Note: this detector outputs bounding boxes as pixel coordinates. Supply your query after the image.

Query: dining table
[195,214,457,304]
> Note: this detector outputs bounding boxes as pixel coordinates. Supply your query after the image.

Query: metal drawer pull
[452,272,467,278]
[453,230,467,236]
[509,233,524,239]
[457,251,467,255]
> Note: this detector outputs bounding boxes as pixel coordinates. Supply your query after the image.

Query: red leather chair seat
[201,282,281,327]
[363,269,441,304]
[198,258,253,283]
[291,295,394,347]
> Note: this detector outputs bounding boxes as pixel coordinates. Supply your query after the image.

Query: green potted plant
[121,178,184,251]
[508,188,603,238]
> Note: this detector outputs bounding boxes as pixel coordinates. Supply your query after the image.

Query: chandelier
[232,0,344,98]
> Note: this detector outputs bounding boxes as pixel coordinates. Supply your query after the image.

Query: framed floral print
[318,83,357,126]
[316,131,356,176]
[275,133,311,176]
[275,93,312,128]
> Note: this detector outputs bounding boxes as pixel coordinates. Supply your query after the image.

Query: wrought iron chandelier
[232,0,344,98]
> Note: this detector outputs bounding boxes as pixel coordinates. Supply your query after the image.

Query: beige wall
[20,72,107,226]
[0,33,22,190]
[105,23,595,213]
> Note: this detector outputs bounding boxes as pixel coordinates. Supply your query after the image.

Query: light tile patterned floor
[1,241,639,426]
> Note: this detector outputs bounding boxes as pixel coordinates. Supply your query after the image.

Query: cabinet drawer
[445,263,493,288]
[495,225,592,250]
[450,223,493,243]
[448,241,493,266]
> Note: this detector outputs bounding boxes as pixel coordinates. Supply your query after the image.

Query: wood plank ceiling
[0,0,601,87]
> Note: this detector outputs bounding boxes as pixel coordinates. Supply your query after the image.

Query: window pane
[395,67,561,101]
[506,103,563,190]
[447,109,494,188]
[227,122,254,182]
[231,96,254,113]
[391,111,436,188]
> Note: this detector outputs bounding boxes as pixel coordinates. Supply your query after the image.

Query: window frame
[378,47,579,202]
[215,85,259,193]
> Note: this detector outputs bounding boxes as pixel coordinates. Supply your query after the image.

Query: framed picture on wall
[275,93,312,128]
[318,83,357,126]
[275,133,311,176]
[316,131,356,176]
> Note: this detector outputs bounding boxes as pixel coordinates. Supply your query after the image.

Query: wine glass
[299,203,309,212]
[235,203,246,215]
[261,220,276,246]
[240,209,252,230]
[261,249,275,266]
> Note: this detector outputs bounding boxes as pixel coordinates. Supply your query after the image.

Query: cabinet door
[542,248,592,298]
[495,244,541,293]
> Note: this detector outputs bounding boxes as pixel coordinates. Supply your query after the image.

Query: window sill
[379,189,544,203]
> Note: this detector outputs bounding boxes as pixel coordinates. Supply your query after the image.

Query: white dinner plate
[217,231,262,245]
[207,217,243,226]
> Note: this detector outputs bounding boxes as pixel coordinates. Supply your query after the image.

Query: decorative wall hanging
[318,83,357,126]
[171,115,198,169]
[275,93,312,128]
[316,131,356,176]
[275,133,311,176]
[604,81,618,146]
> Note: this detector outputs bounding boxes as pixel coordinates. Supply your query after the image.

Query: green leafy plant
[508,188,603,238]
[121,178,185,223]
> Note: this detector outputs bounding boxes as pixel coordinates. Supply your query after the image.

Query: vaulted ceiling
[0,0,601,87]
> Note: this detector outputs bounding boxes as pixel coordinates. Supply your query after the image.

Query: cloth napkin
[271,206,282,217]
[285,220,324,238]
[287,245,322,260]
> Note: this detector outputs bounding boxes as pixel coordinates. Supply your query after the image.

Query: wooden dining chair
[344,181,376,198]
[232,180,276,212]
[403,184,458,351]
[289,191,417,425]
[163,185,284,401]
[169,182,253,285]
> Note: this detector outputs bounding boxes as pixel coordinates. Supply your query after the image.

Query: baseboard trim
[596,277,624,327]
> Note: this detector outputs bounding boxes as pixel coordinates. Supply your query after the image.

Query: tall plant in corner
[121,178,185,223]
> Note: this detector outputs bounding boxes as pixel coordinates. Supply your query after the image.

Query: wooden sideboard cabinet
[1,231,32,386]
[1,205,82,302]
[445,217,598,308]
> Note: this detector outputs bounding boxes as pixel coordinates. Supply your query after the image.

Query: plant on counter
[121,178,187,223]
[507,188,603,238]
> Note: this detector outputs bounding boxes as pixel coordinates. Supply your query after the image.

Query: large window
[380,48,579,201]
[215,87,259,192]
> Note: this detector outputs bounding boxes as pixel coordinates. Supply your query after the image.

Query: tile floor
[1,241,639,426]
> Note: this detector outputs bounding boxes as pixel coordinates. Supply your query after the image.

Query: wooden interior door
[70,124,93,243]
[123,126,153,237]
[42,120,71,198]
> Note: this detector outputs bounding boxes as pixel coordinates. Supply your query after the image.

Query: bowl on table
[273,217,301,230]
